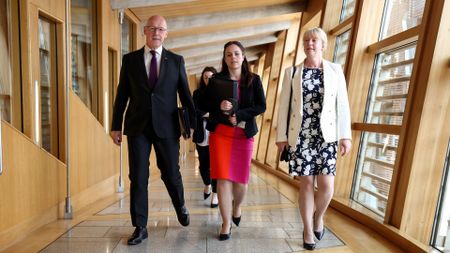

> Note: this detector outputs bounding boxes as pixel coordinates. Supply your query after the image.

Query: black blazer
[192,87,208,143]
[203,73,266,138]
[111,47,195,138]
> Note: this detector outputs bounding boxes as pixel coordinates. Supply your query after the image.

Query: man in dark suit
[110,15,195,246]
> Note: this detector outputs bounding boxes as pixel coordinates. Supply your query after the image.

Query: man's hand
[110,131,122,146]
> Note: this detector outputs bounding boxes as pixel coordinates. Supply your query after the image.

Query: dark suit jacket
[203,73,266,138]
[111,47,195,138]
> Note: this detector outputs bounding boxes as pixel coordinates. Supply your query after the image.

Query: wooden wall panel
[255,31,286,162]
[266,17,300,169]
[19,0,33,140]
[9,1,23,130]
[69,92,119,195]
[0,122,66,251]
[252,54,266,159]
[29,0,65,21]
[398,0,450,243]
[125,9,145,49]
[321,0,344,61]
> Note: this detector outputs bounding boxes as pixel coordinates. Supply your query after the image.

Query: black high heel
[219,224,232,241]
[232,201,241,226]
[232,216,241,226]
[313,212,325,240]
[314,229,325,240]
[303,241,316,251]
[203,186,212,200]
[303,231,316,251]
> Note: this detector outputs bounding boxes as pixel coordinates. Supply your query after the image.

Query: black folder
[208,76,238,114]
[178,107,191,139]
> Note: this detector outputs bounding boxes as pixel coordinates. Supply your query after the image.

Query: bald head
[144,15,168,49]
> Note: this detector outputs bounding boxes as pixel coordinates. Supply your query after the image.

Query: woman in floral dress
[276,27,352,251]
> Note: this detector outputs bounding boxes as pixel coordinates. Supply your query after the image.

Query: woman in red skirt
[202,41,266,241]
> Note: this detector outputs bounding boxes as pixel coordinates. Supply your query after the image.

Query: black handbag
[279,66,296,162]
[280,146,290,162]
[178,107,191,139]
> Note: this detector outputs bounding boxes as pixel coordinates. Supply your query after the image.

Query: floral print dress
[289,68,338,176]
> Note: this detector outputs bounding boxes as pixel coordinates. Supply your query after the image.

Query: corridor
[38,154,344,253]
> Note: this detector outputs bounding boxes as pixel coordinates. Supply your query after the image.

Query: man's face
[144,16,168,49]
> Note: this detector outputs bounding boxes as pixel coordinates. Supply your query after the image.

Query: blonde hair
[303,27,328,50]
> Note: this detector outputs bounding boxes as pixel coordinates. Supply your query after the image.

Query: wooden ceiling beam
[128,0,306,19]
[175,35,277,60]
[187,54,260,75]
[168,13,300,38]
[185,46,265,67]
[110,0,198,10]
[165,21,291,50]
[165,3,304,31]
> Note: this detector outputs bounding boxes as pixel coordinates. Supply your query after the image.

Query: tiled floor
[39,153,344,253]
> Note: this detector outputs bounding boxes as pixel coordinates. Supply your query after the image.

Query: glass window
[380,0,425,40]
[352,131,399,216]
[39,17,59,156]
[431,139,450,252]
[340,0,356,22]
[333,29,351,70]
[0,0,11,122]
[71,0,98,117]
[121,16,133,59]
[365,43,416,125]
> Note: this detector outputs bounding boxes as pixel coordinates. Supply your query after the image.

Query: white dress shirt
[144,45,163,77]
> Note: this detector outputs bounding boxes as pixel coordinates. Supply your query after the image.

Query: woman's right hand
[220,100,233,113]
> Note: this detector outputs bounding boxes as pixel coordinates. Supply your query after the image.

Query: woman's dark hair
[199,66,217,89]
[221,41,254,86]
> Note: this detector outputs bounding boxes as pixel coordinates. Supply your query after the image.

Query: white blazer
[276,60,352,148]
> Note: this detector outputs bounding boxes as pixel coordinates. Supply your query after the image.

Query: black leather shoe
[313,211,325,240]
[210,203,219,208]
[219,224,232,241]
[314,229,325,240]
[303,231,316,251]
[127,226,148,245]
[204,191,211,200]
[232,216,241,227]
[176,205,190,226]
[303,241,316,251]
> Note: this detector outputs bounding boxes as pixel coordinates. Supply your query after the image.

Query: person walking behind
[193,66,219,208]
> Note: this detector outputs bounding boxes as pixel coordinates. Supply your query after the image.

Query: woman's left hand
[339,139,352,156]
[229,114,237,126]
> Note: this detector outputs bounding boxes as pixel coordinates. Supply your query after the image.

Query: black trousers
[127,122,185,227]
[195,144,217,193]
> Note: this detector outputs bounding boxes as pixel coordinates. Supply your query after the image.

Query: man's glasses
[145,26,167,33]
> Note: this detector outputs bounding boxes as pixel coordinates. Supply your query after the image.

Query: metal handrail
[63,0,72,219]
[117,9,124,193]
